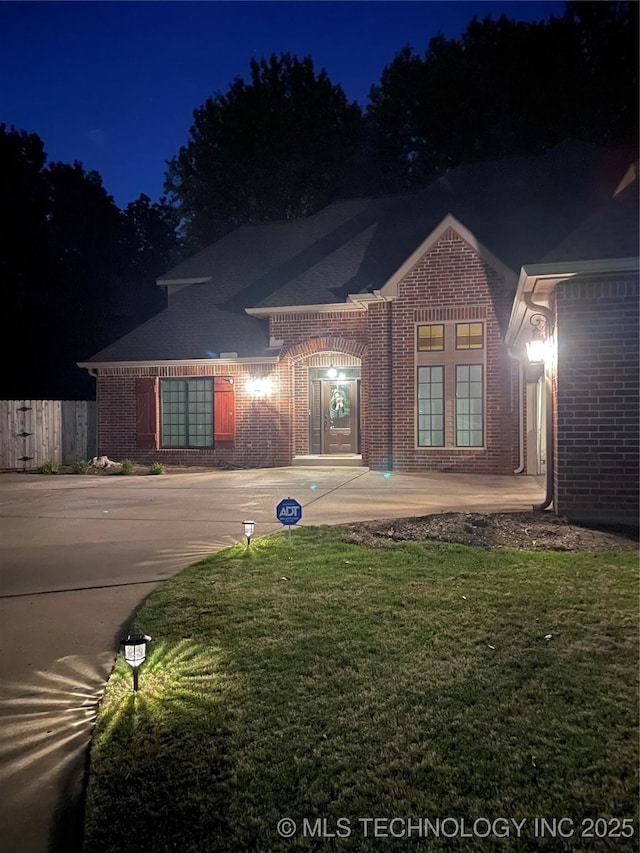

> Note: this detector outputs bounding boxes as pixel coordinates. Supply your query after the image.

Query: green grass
[84,528,639,852]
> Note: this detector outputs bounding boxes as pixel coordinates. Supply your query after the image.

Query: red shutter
[214,376,235,446]
[136,377,159,449]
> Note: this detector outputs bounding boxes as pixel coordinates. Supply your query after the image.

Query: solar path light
[243,520,256,546]
[120,633,151,692]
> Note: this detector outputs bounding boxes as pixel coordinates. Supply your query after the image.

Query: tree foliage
[165,53,364,249]
[165,5,637,234]
[0,124,180,399]
[365,2,638,190]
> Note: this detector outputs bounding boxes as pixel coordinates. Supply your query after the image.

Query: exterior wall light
[247,377,273,396]
[526,313,550,364]
[326,365,338,379]
[243,519,255,545]
[120,633,151,692]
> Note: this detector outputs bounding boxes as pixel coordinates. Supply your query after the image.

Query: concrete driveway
[0,467,543,852]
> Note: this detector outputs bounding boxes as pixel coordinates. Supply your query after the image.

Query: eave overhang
[245,292,390,317]
[156,276,212,287]
[77,356,280,370]
[505,257,639,353]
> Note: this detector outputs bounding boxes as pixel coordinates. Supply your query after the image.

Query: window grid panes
[456,322,484,350]
[417,366,444,447]
[161,379,213,448]
[417,324,444,351]
[456,365,483,446]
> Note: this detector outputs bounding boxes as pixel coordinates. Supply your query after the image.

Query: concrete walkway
[0,467,543,852]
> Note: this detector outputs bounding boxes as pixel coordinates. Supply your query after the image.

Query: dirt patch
[341,511,638,552]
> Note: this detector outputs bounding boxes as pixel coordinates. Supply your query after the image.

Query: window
[456,323,483,350]
[417,366,444,446]
[456,365,483,446]
[417,324,444,351]
[161,379,213,447]
[135,377,235,450]
[415,321,485,449]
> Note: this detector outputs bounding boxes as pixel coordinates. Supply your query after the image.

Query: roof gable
[380,214,517,298]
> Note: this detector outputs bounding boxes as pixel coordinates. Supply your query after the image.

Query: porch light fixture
[247,377,273,397]
[326,365,338,379]
[243,519,255,546]
[525,314,550,364]
[120,633,151,692]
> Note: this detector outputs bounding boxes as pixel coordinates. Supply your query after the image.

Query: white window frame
[415,322,486,450]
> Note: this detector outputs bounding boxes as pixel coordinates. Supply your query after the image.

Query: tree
[365,2,638,192]
[165,53,364,250]
[44,167,178,391]
[565,1,639,144]
[0,126,180,399]
[0,125,50,303]
[121,194,181,319]
[0,126,55,396]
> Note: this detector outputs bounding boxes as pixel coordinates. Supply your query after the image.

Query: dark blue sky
[2,1,565,209]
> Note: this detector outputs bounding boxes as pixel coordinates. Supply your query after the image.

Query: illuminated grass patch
[84,528,639,852]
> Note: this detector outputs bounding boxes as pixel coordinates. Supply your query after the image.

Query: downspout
[523,292,554,511]
[507,350,525,473]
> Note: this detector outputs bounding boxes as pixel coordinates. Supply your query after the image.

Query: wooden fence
[0,400,97,469]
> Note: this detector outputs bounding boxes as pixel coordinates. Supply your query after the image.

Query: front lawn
[83,528,638,852]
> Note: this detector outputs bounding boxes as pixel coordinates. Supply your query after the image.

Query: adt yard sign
[277,497,302,526]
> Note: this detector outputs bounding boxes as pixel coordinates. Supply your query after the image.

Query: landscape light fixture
[120,633,151,692]
[243,519,255,546]
[525,313,550,364]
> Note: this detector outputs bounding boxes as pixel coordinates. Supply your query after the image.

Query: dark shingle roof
[87,141,637,363]
[87,285,269,362]
[541,175,639,264]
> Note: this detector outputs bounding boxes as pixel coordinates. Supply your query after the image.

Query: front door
[310,378,359,454]
[323,379,358,453]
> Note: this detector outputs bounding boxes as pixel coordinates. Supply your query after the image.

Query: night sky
[2,1,565,210]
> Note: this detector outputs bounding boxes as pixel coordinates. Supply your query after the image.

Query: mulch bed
[342,511,639,552]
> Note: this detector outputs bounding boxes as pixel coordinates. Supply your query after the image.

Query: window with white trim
[455,322,484,350]
[455,364,483,446]
[417,366,444,446]
[417,324,444,351]
[416,322,485,449]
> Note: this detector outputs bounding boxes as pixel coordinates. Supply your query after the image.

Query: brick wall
[364,301,393,468]
[554,275,639,528]
[381,229,517,473]
[280,333,367,456]
[270,311,367,347]
[96,361,291,468]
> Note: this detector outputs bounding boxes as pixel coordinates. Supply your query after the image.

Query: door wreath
[328,386,350,421]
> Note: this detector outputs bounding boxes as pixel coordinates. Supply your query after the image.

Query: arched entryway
[285,338,366,462]
[308,365,361,454]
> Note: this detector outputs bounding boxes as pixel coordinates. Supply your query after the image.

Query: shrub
[38,460,58,474]
[119,458,136,475]
[71,460,91,474]
[148,462,165,475]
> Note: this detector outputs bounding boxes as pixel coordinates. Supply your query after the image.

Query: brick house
[80,143,639,527]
